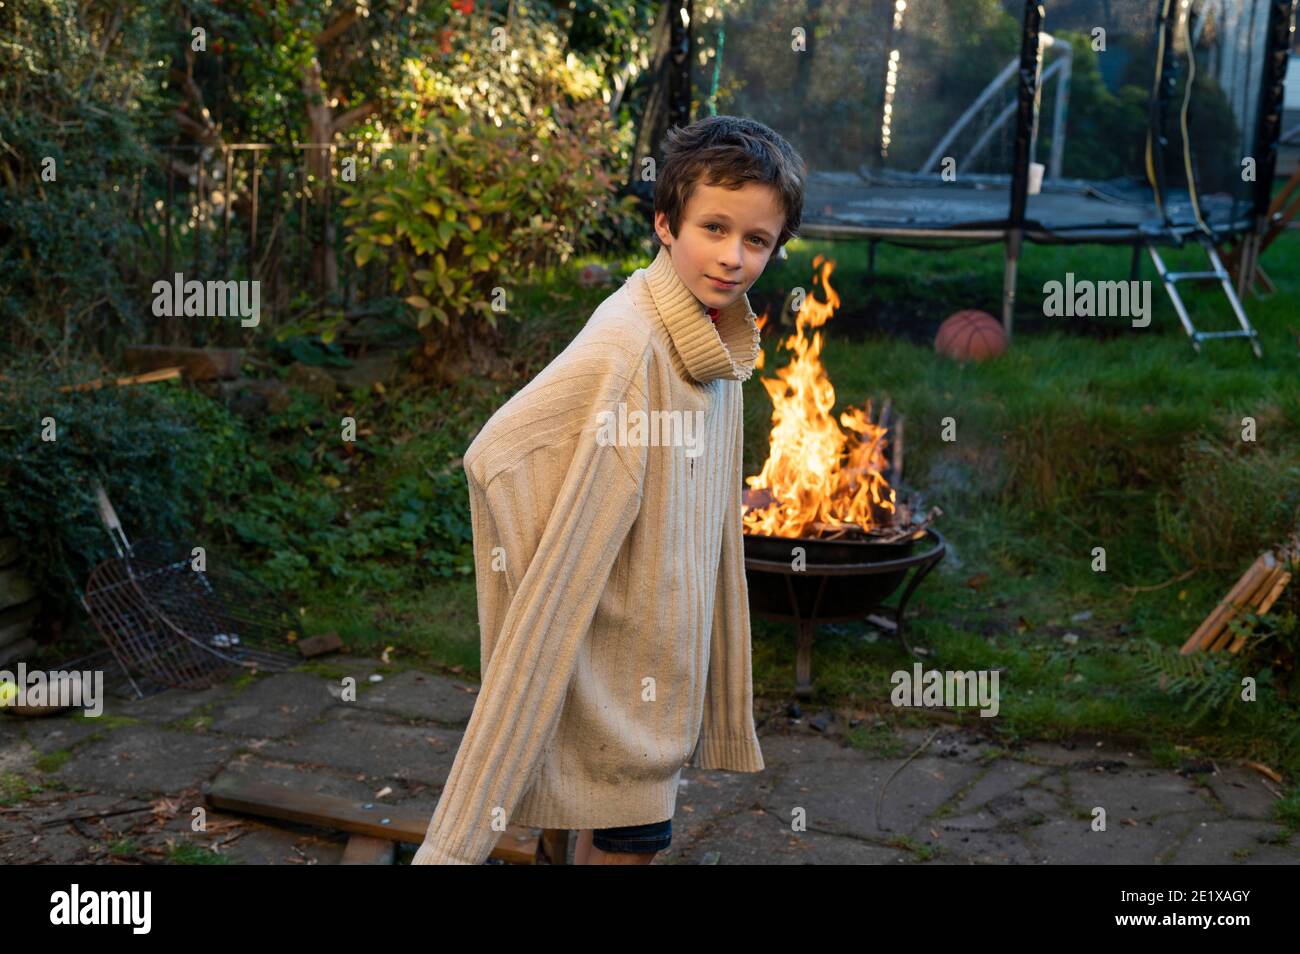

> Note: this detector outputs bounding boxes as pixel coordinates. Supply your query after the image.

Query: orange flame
[742,256,896,538]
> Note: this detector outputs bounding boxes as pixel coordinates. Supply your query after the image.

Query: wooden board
[207,773,540,864]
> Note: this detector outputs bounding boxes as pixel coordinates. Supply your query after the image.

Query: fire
[742,255,897,539]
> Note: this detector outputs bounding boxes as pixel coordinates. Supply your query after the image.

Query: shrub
[0,365,212,632]
[341,99,638,380]
[0,0,171,362]
[1155,437,1300,575]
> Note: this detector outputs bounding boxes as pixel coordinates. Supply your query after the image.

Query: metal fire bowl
[742,528,946,697]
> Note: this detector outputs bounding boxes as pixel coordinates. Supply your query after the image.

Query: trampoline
[623,0,1295,357]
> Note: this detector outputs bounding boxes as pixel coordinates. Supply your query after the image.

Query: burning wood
[742,255,938,543]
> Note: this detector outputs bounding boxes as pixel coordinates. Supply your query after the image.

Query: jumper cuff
[691,732,765,772]
[411,835,479,865]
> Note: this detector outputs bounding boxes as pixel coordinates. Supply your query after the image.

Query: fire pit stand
[743,529,946,698]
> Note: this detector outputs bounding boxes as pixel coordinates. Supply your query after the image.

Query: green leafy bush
[342,100,637,336]
[159,379,475,596]
[0,364,476,637]
[0,0,171,361]
[0,365,212,624]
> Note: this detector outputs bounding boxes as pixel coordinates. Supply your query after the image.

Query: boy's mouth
[707,275,739,289]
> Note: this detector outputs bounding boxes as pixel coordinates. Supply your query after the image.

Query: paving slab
[910,824,1044,864]
[254,706,460,788]
[344,669,478,725]
[1022,811,1223,864]
[51,725,240,797]
[1202,765,1287,821]
[1169,819,1294,864]
[951,759,1052,813]
[663,805,909,865]
[207,672,339,739]
[205,824,347,865]
[936,783,1065,833]
[1061,767,1218,820]
[670,761,778,858]
[14,713,111,756]
[112,683,235,725]
[760,751,983,838]
[1240,842,1300,864]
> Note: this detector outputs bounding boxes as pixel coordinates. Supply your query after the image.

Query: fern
[1136,639,1244,725]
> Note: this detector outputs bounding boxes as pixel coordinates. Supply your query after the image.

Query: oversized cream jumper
[413,245,765,865]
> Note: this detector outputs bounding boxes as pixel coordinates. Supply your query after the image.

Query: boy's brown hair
[651,115,806,252]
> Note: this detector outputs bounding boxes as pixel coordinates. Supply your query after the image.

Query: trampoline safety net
[679,0,1286,242]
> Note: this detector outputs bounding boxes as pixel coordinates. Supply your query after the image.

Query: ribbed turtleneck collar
[638,245,761,384]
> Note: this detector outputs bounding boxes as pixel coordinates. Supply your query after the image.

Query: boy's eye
[705,223,767,246]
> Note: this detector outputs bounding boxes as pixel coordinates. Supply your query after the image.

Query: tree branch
[315,8,360,49]
[332,101,378,134]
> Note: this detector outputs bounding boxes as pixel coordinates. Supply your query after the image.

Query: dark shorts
[591,818,672,854]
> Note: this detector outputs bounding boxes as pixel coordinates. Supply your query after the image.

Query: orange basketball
[935,310,1006,362]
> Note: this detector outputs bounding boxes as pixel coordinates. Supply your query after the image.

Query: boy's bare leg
[575,828,593,865]
[574,828,657,865]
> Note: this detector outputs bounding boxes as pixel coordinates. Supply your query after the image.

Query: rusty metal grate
[80,482,298,697]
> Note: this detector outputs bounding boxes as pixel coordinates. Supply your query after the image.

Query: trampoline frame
[639,0,1294,358]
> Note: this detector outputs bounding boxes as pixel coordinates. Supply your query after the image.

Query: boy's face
[654,181,785,311]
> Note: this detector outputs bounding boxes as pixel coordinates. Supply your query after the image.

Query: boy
[413,115,806,865]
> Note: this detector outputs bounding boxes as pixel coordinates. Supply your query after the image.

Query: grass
[34,748,72,774]
[168,842,235,865]
[0,770,46,807]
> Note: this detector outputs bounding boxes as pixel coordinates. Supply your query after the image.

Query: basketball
[935,310,1007,362]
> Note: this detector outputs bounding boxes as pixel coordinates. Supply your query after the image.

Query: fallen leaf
[1245,760,1282,783]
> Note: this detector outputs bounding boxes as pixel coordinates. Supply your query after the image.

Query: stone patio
[1,656,1296,865]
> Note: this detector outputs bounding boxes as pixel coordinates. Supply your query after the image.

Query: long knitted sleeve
[412,384,648,865]
[690,406,765,773]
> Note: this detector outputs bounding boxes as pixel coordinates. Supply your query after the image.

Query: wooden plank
[1207,561,1282,652]
[1180,553,1273,654]
[341,834,396,865]
[206,774,539,863]
[56,367,184,394]
[122,344,243,381]
[1227,569,1292,654]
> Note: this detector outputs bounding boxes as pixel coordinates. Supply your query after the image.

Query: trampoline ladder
[1145,237,1263,359]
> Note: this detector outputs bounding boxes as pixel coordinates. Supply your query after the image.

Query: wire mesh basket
[80,481,299,695]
